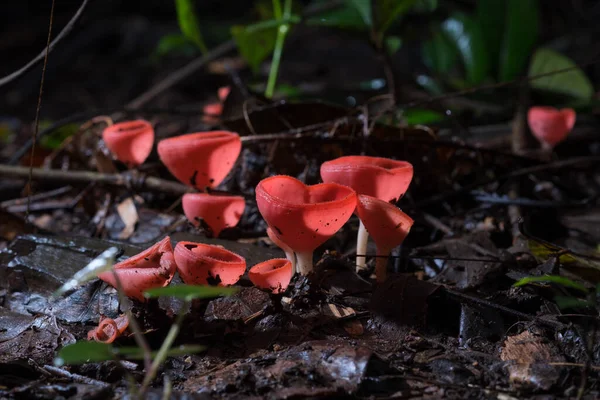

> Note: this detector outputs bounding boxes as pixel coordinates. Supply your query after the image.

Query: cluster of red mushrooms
[92,104,575,342]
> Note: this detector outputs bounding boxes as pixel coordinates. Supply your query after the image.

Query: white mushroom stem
[267,227,296,273]
[295,251,314,276]
[375,247,391,283]
[355,220,369,272]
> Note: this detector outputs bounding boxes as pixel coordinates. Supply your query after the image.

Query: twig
[43,365,110,387]
[0,165,192,196]
[0,0,90,87]
[26,0,56,219]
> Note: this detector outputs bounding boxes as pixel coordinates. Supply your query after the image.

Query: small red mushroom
[98,236,176,301]
[355,194,414,282]
[527,106,576,149]
[255,175,357,276]
[182,193,245,237]
[267,227,296,272]
[157,131,242,190]
[248,258,293,294]
[320,156,414,271]
[87,314,129,343]
[202,86,231,122]
[102,120,154,167]
[174,241,246,286]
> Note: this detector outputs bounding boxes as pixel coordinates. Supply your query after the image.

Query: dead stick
[0,165,190,196]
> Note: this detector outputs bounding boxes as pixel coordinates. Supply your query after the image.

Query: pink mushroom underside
[356,195,414,252]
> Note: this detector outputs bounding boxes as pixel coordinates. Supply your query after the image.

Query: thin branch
[26,0,56,218]
[0,0,90,87]
[1,165,191,196]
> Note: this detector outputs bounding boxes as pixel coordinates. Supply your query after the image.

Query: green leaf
[39,122,79,150]
[306,0,367,30]
[55,341,115,366]
[422,28,459,75]
[376,0,417,33]
[554,295,592,310]
[144,284,237,300]
[476,0,505,77]
[385,36,402,56]
[154,33,197,58]
[345,0,372,28]
[231,25,277,73]
[529,48,594,101]
[441,13,490,85]
[403,109,445,125]
[54,342,206,366]
[175,0,207,53]
[499,0,539,81]
[513,275,589,293]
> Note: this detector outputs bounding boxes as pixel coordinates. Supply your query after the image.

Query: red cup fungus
[87,314,129,343]
[355,194,414,282]
[267,227,296,272]
[102,120,154,167]
[527,106,576,149]
[174,241,246,286]
[255,175,357,276]
[320,155,414,271]
[202,86,231,122]
[182,193,245,237]
[248,258,293,294]
[98,236,176,301]
[157,131,242,190]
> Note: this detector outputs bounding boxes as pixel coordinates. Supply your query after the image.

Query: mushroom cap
[218,86,231,102]
[203,103,223,117]
[355,194,414,253]
[102,120,154,167]
[182,193,245,237]
[255,175,357,253]
[248,258,293,294]
[527,106,576,148]
[174,241,246,286]
[157,131,241,189]
[87,314,129,343]
[98,236,176,301]
[320,156,413,202]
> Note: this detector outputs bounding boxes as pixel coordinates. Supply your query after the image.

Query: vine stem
[265,0,292,98]
[138,299,190,397]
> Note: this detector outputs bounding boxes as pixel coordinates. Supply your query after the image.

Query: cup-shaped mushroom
[320,156,413,202]
[320,156,413,271]
[182,193,245,237]
[249,258,293,294]
[355,195,414,282]
[102,120,154,167]
[87,314,129,343]
[256,175,357,275]
[174,241,246,286]
[527,106,576,149]
[157,131,242,190]
[98,236,176,301]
